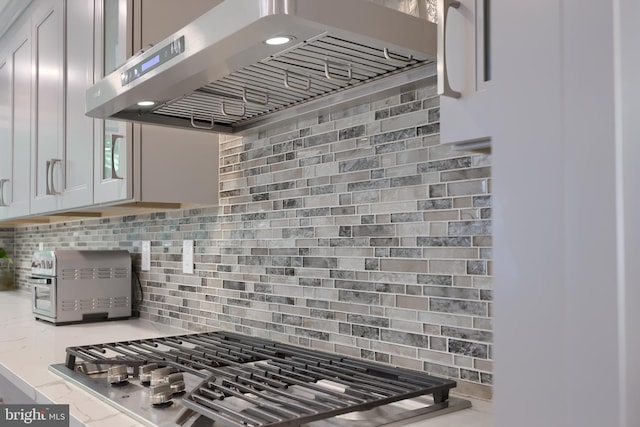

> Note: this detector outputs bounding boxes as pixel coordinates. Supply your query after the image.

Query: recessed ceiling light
[265,36,294,46]
[137,101,155,107]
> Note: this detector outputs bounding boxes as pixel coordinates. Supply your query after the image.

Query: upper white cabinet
[0,18,31,220]
[30,0,94,214]
[0,0,219,222]
[93,0,219,206]
[437,0,492,152]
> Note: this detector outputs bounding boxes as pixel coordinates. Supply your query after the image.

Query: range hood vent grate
[153,34,431,129]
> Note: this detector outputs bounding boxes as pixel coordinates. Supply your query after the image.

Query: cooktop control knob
[150,366,178,386]
[139,363,159,383]
[167,372,185,394]
[107,365,129,384]
[149,384,173,405]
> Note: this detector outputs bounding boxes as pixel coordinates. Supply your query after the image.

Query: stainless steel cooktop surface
[50,331,471,427]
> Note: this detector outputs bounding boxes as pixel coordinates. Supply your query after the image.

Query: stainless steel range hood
[85,0,437,134]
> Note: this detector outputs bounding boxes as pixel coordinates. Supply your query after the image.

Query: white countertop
[0,289,494,427]
[0,289,188,426]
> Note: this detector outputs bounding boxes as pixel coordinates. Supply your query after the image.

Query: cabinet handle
[324,59,352,82]
[45,160,51,195]
[50,159,62,195]
[45,160,53,195]
[0,179,9,207]
[437,0,462,98]
[111,135,124,180]
[46,159,62,195]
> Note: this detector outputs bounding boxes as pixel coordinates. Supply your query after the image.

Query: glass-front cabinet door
[94,0,133,204]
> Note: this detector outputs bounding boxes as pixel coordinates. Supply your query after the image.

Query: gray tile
[339,156,380,173]
[380,258,428,273]
[423,286,480,300]
[418,158,472,173]
[460,369,480,382]
[380,330,429,348]
[335,280,404,294]
[417,123,439,136]
[352,225,396,237]
[417,236,471,247]
[303,257,338,269]
[370,128,417,145]
[339,125,366,140]
[481,372,494,385]
[467,260,487,275]
[417,274,453,286]
[424,362,459,378]
[418,199,452,210]
[304,132,338,148]
[430,298,488,316]
[448,221,492,236]
[473,195,492,207]
[442,326,493,343]
[441,167,491,182]
[448,339,489,359]
[338,290,380,305]
[352,325,380,339]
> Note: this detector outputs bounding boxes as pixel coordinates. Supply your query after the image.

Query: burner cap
[107,365,129,384]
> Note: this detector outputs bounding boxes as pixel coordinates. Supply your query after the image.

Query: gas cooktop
[49,331,470,427]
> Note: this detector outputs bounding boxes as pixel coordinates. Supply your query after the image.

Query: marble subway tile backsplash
[10,83,493,400]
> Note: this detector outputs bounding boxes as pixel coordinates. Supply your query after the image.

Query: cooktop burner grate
[62,331,459,427]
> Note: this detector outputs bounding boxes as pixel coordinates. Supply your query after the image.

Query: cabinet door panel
[63,0,94,209]
[10,35,32,218]
[439,0,492,148]
[0,57,10,217]
[31,1,64,213]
